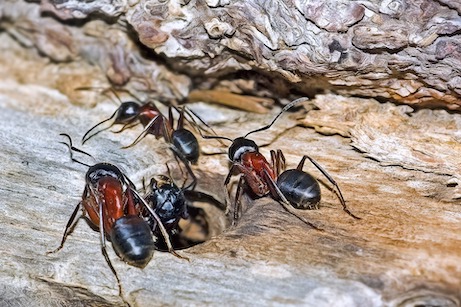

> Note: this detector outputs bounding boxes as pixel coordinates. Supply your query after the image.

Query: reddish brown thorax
[239,151,277,197]
[241,152,276,180]
[83,177,136,234]
[138,104,172,138]
[139,104,159,121]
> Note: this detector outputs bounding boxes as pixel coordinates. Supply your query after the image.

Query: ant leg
[168,107,176,130]
[185,107,216,134]
[170,145,197,191]
[161,112,173,144]
[100,235,127,302]
[164,162,186,191]
[96,197,125,299]
[302,155,361,220]
[270,149,286,177]
[277,150,286,173]
[112,121,139,134]
[233,176,245,225]
[296,155,308,171]
[170,153,187,186]
[122,115,161,149]
[223,164,238,215]
[175,107,186,131]
[263,169,323,231]
[270,150,277,175]
[142,177,147,195]
[172,106,205,133]
[182,107,231,148]
[46,202,82,254]
[130,188,189,261]
[165,163,175,182]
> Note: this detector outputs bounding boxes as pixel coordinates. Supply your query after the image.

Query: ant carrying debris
[202,98,361,228]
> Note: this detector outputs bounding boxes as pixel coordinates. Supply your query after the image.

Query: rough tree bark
[1,0,461,109]
[0,1,461,307]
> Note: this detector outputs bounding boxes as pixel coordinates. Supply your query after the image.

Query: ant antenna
[199,97,308,143]
[81,110,119,144]
[244,97,309,138]
[172,106,233,145]
[199,134,233,142]
[59,133,93,167]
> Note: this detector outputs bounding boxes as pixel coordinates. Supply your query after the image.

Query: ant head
[86,163,125,186]
[114,101,141,124]
[228,137,258,162]
[147,175,171,190]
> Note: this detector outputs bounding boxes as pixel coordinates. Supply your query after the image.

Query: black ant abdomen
[276,169,321,210]
[171,129,200,164]
[110,215,156,268]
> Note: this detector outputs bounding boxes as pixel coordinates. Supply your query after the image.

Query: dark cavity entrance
[154,187,228,251]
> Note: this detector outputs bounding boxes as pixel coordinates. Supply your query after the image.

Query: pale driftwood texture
[1,0,461,306]
[1,0,460,111]
[0,30,461,306]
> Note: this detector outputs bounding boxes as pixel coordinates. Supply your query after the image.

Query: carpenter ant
[48,133,185,301]
[202,98,360,227]
[141,165,225,250]
[78,88,209,189]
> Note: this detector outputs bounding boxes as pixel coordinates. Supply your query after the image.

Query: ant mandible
[203,98,360,228]
[78,87,207,190]
[48,133,186,301]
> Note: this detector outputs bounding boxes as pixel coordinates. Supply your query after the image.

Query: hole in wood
[153,186,227,251]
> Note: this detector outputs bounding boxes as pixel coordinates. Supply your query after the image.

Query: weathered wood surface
[0,33,461,306]
[1,0,460,111]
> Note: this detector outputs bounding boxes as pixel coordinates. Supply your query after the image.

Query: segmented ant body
[204,98,360,227]
[142,169,227,250]
[143,175,189,233]
[131,105,200,165]
[83,162,155,267]
[48,134,185,300]
[80,88,204,189]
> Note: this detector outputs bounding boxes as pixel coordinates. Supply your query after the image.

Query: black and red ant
[78,88,209,189]
[47,133,186,302]
[202,98,361,228]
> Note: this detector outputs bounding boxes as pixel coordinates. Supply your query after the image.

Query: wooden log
[1,0,460,110]
[0,32,460,306]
